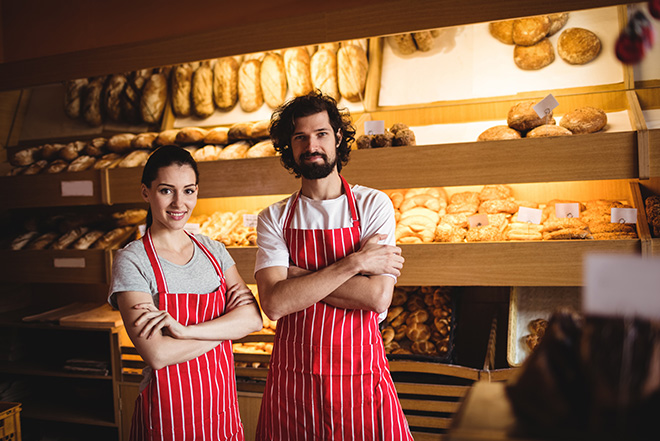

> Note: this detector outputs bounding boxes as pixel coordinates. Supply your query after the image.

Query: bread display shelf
[0,249,110,284]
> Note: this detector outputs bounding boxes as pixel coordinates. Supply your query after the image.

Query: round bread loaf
[508,101,554,132]
[547,12,569,36]
[412,340,437,355]
[557,27,601,65]
[559,106,607,134]
[406,309,429,325]
[406,323,431,342]
[527,124,573,138]
[514,38,555,70]
[512,16,551,46]
[477,125,521,141]
[489,20,515,44]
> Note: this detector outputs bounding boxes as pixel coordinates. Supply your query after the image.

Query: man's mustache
[299,152,327,161]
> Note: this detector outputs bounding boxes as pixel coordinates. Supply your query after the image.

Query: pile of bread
[387,184,638,243]
[645,195,660,237]
[356,122,417,149]
[190,209,261,247]
[7,120,276,176]
[8,208,146,251]
[233,309,276,369]
[477,101,607,141]
[387,30,440,54]
[381,286,453,357]
[489,13,602,70]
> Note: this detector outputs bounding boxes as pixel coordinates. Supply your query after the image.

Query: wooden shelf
[22,399,117,427]
[0,360,111,380]
[0,249,110,284]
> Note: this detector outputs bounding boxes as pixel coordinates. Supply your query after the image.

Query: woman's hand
[133,303,188,340]
[225,283,256,312]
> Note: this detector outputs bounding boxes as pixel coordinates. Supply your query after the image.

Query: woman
[109,145,263,440]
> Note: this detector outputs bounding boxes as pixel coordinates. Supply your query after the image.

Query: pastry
[557,28,601,65]
[559,107,607,134]
[514,38,555,70]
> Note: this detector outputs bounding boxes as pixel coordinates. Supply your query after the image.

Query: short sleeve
[108,246,155,309]
[254,201,291,274]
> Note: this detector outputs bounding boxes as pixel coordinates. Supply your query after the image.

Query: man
[254,91,413,440]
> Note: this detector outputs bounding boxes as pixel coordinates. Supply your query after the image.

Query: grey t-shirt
[108,234,235,309]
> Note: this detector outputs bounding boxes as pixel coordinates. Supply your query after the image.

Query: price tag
[243,214,258,228]
[61,180,94,197]
[611,207,637,224]
[468,214,489,228]
[555,203,580,219]
[53,258,86,268]
[584,254,660,320]
[364,120,385,135]
[517,207,542,224]
[533,94,559,119]
[185,223,201,235]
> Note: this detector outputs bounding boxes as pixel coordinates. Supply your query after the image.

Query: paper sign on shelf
[243,214,258,228]
[584,254,660,321]
[533,94,559,119]
[555,203,580,219]
[61,180,94,197]
[468,214,489,228]
[517,207,542,224]
[364,120,385,135]
[611,207,637,224]
[53,258,86,268]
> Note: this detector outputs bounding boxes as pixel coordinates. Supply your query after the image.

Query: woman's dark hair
[269,90,356,177]
[141,145,199,228]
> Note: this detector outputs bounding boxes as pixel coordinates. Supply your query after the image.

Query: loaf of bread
[508,101,554,132]
[107,134,137,154]
[479,185,512,202]
[122,69,151,124]
[154,129,180,147]
[319,42,340,53]
[219,141,250,160]
[51,227,89,250]
[131,132,158,150]
[11,147,41,166]
[228,122,252,141]
[64,78,88,119]
[479,199,519,215]
[24,160,48,175]
[203,127,229,145]
[117,150,150,168]
[11,231,39,250]
[59,141,86,161]
[83,138,107,157]
[477,125,522,141]
[434,223,467,243]
[559,107,607,134]
[512,16,551,46]
[412,31,434,52]
[547,12,569,36]
[557,28,601,65]
[104,74,127,122]
[83,76,105,127]
[72,230,105,250]
[26,232,59,250]
[527,125,573,138]
[93,153,122,169]
[171,64,194,117]
[260,52,287,109]
[46,159,70,174]
[113,209,148,226]
[41,143,65,160]
[514,38,555,70]
[193,145,223,162]
[489,20,515,44]
[141,72,168,124]
[192,62,214,118]
[337,44,368,102]
[388,34,417,54]
[284,48,313,97]
[213,57,239,111]
[247,140,276,158]
[176,127,209,145]
[238,59,264,112]
[92,226,134,250]
[67,155,96,172]
[311,49,340,101]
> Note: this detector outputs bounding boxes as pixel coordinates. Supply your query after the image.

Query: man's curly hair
[269,90,356,177]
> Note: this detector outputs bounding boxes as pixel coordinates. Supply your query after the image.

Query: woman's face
[142,164,198,231]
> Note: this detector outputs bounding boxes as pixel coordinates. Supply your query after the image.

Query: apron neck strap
[142,229,168,294]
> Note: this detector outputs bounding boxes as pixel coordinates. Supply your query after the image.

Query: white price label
[185,223,201,235]
[61,180,94,197]
[533,94,559,119]
[243,214,258,228]
[364,120,385,135]
[468,214,489,228]
[584,254,660,320]
[53,258,86,268]
[516,207,542,224]
[611,207,637,224]
[555,203,580,219]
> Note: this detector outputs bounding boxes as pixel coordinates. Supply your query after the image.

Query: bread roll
[238,59,264,112]
[171,64,194,117]
[337,44,368,102]
[247,140,276,158]
[512,15,551,46]
[122,69,151,124]
[219,141,250,160]
[388,34,416,54]
[154,129,180,147]
[117,150,150,168]
[107,134,137,154]
[559,107,607,134]
[203,127,229,145]
[311,49,340,101]
[213,57,239,111]
[406,323,431,342]
[284,48,313,97]
[477,125,521,141]
[508,101,553,132]
[83,76,105,127]
[514,38,555,70]
[386,306,404,323]
[412,31,434,52]
[547,13,569,36]
[141,72,168,124]
[527,125,573,138]
[557,28,601,65]
[67,155,96,172]
[406,309,429,325]
[479,199,518,215]
[104,74,127,122]
[192,63,214,118]
[260,52,287,109]
[489,20,515,44]
[176,127,209,145]
[64,78,88,119]
[46,159,70,174]
[131,132,158,150]
[393,129,416,146]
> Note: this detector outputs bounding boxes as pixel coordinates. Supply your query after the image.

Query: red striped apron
[256,176,412,440]
[130,230,244,441]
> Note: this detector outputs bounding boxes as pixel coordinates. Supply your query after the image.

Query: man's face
[290,111,341,179]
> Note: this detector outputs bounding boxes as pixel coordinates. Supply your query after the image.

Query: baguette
[59,141,86,162]
[203,127,229,145]
[73,230,105,250]
[42,143,66,160]
[46,159,70,174]
[247,140,276,158]
[107,134,137,154]
[93,153,122,169]
[66,155,96,172]
[131,132,158,150]
[83,138,108,157]
[176,127,209,145]
[117,150,150,168]
[24,160,48,175]
[92,226,135,250]
[51,227,89,250]
[11,231,39,250]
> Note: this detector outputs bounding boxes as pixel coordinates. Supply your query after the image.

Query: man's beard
[295,152,337,179]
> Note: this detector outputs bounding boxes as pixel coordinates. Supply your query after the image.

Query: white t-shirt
[255,184,396,274]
